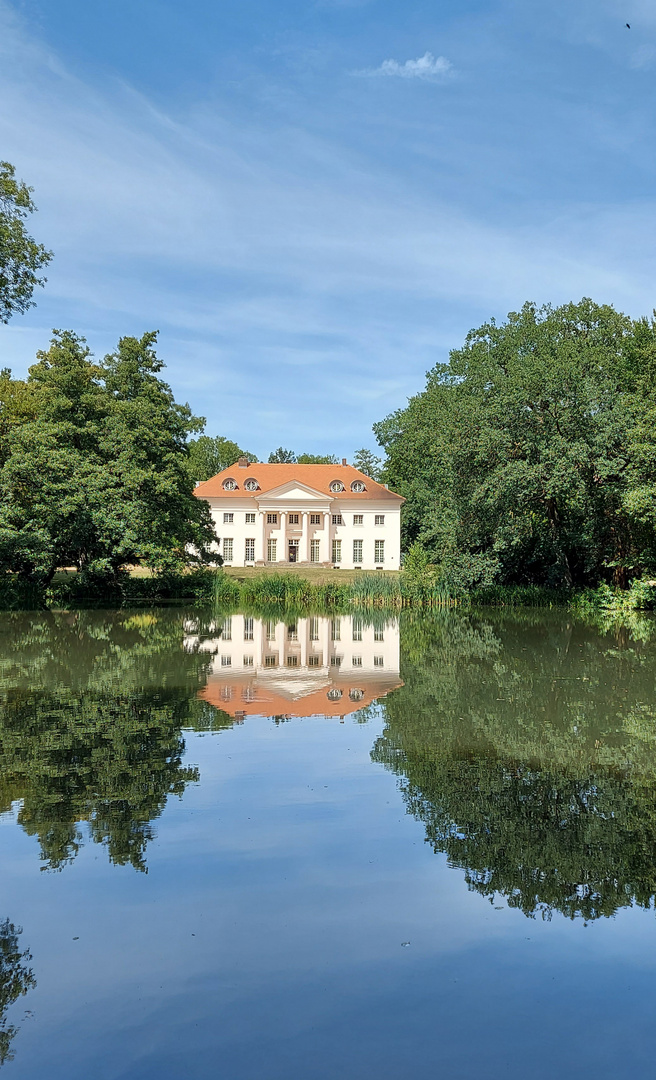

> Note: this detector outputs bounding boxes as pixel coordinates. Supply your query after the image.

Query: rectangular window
[243,617,254,641]
[330,655,342,667]
[267,539,277,562]
[375,514,385,526]
[310,539,320,563]
[308,655,321,667]
[264,655,277,667]
[332,514,343,526]
[352,618,362,642]
[310,514,322,525]
[374,627,384,642]
[287,655,299,667]
[375,540,385,563]
[221,617,232,641]
[287,624,298,641]
[332,539,342,563]
[331,618,341,641]
[223,513,234,524]
[221,655,232,667]
[374,656,384,667]
[245,538,255,562]
[245,512,256,523]
[288,513,299,525]
[353,514,363,525]
[352,656,362,667]
[243,655,253,667]
[267,513,278,525]
[353,539,363,563]
[309,617,319,641]
[223,538,233,562]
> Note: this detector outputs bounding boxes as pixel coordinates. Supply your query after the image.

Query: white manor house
[194,458,404,570]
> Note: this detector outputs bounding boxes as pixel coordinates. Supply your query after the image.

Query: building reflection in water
[185,615,402,719]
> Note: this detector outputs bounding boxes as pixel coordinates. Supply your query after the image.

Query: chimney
[238,456,249,468]
[341,458,347,466]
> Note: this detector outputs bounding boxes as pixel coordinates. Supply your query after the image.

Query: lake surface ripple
[1,607,656,1078]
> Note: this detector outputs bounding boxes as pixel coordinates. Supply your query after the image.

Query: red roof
[200,673,403,718]
[194,463,404,502]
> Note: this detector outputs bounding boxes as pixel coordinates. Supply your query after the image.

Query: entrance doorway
[288,540,299,563]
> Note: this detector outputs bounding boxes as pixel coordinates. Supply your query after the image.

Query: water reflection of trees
[0,919,35,1066]
[0,610,233,871]
[373,611,656,920]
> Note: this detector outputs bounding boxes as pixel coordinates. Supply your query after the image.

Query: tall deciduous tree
[352,448,383,480]
[0,331,217,584]
[375,299,656,588]
[0,162,52,322]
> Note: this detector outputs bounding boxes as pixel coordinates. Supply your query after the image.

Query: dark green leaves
[0,162,52,323]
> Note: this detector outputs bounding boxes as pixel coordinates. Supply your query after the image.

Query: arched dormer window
[327,688,343,701]
[223,478,238,491]
[349,688,365,702]
[244,478,259,491]
[330,480,345,493]
[351,480,366,493]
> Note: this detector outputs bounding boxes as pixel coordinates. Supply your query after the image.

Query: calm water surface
[1,607,656,1078]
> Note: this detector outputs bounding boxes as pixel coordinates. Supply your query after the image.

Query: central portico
[258,480,331,564]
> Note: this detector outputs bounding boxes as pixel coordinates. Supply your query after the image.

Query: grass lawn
[223,565,400,585]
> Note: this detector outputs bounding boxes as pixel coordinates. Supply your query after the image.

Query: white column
[323,512,330,563]
[301,512,309,563]
[299,617,308,668]
[255,511,265,563]
[276,621,286,668]
[278,512,286,562]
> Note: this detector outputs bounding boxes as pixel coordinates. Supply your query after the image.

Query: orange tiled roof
[194,463,404,501]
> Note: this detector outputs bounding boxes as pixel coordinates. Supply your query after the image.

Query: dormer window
[223,478,237,491]
[351,480,366,492]
[330,480,345,493]
[244,478,259,491]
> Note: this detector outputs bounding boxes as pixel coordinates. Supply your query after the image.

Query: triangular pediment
[260,481,328,501]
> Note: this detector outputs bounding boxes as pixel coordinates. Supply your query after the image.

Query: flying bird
[626,23,631,28]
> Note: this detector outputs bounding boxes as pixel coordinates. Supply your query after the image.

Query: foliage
[373,609,656,920]
[297,453,338,464]
[375,298,656,589]
[0,162,52,323]
[0,919,35,1065]
[268,447,297,463]
[352,448,383,481]
[0,330,217,585]
[187,435,257,481]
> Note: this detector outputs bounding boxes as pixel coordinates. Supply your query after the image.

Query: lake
[1,606,656,1078]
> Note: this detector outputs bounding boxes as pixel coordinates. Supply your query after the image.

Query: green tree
[0,919,35,1065]
[375,299,656,588]
[0,331,217,584]
[352,448,383,480]
[187,435,257,481]
[268,447,297,463]
[297,453,338,464]
[0,162,52,322]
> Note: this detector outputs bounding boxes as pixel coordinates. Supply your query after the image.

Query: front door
[288,541,298,563]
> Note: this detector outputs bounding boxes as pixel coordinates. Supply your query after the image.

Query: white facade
[194,463,403,571]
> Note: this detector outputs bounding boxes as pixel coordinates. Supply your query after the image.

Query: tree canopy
[268,448,338,464]
[352,448,382,480]
[0,330,216,584]
[187,435,258,481]
[375,299,656,588]
[0,162,52,323]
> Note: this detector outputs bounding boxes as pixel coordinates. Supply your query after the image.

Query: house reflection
[185,615,402,718]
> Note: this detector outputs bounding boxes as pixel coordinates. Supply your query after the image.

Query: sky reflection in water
[1,607,656,1078]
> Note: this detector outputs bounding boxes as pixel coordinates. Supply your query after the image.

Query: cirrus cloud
[353,51,453,81]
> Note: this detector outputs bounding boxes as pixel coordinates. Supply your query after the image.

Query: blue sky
[1,0,656,460]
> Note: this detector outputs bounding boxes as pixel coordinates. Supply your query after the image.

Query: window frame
[223,512,234,524]
[332,538,342,563]
[374,514,385,526]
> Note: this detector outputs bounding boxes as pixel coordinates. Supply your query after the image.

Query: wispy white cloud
[354,52,453,81]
